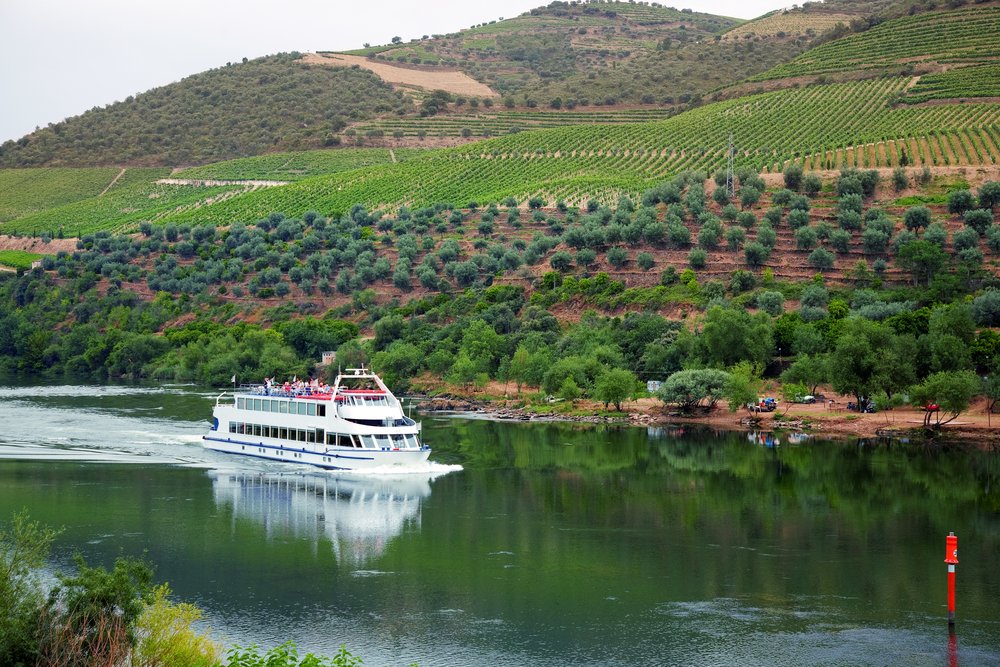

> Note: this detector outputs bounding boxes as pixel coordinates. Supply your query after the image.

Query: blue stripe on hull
[202,435,428,470]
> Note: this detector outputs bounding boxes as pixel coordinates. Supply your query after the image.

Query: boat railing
[236,383,334,400]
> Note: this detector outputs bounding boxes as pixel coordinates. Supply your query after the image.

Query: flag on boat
[231,374,236,384]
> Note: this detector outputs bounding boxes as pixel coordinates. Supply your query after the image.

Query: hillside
[0,54,410,168]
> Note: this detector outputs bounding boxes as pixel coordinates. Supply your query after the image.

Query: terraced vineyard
[352,108,678,139]
[752,7,1000,81]
[144,77,1000,226]
[902,64,1000,104]
[0,167,128,222]
[174,148,430,182]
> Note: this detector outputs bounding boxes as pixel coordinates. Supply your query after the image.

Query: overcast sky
[0,0,788,143]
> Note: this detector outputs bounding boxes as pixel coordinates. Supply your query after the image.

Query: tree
[607,246,628,268]
[745,241,770,267]
[904,206,932,231]
[656,368,731,412]
[559,375,581,403]
[724,361,762,414]
[896,240,947,286]
[700,306,773,368]
[947,189,975,215]
[460,319,501,374]
[829,319,911,408]
[978,180,1000,208]
[963,209,993,235]
[910,371,981,429]
[511,346,530,395]
[1,511,61,667]
[783,163,803,191]
[549,251,573,272]
[756,290,784,316]
[593,368,637,411]
[781,353,828,396]
[808,247,835,272]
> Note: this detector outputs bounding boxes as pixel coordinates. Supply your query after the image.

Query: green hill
[0,54,409,168]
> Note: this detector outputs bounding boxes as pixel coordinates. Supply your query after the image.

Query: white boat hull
[202,435,431,470]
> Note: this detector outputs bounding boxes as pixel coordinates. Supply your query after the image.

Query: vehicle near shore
[203,368,430,470]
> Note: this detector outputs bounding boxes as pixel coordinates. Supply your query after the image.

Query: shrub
[892,167,909,192]
[698,225,720,250]
[729,269,756,294]
[830,229,852,253]
[783,164,804,191]
[744,241,770,267]
[947,189,975,215]
[808,247,835,271]
[795,226,818,250]
[667,223,691,248]
[688,248,707,268]
[923,222,948,248]
[904,206,931,231]
[979,181,1000,208]
[636,252,654,270]
[757,290,784,316]
[607,246,628,268]
[772,189,794,206]
[756,224,777,249]
[988,224,1000,253]
[726,226,746,251]
[861,227,889,254]
[549,251,572,272]
[802,174,822,197]
[971,290,1000,326]
[963,209,993,235]
[787,209,810,230]
[952,226,979,252]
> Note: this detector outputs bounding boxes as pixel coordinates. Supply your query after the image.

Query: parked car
[795,395,816,404]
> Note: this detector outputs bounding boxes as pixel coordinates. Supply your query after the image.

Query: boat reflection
[208,470,441,565]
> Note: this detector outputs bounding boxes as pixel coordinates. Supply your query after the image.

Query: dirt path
[300,52,498,98]
[99,168,127,196]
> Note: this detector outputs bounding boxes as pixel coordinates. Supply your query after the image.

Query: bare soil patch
[0,235,76,254]
[300,53,497,98]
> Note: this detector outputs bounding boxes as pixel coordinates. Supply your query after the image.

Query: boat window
[360,435,376,449]
[307,403,316,417]
[317,405,325,417]
[228,422,237,433]
[391,434,406,449]
[326,433,336,446]
[253,399,261,411]
[270,401,279,413]
[262,400,269,412]
[295,403,305,416]
[279,401,288,414]
[252,424,261,436]
[299,429,307,442]
[279,428,287,440]
[407,434,420,449]
[237,398,245,410]
[307,430,316,443]
[375,434,391,449]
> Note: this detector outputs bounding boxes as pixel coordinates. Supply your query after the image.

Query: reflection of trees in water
[209,471,433,566]
[424,420,1000,615]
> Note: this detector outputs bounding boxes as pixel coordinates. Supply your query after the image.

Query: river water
[1,380,998,666]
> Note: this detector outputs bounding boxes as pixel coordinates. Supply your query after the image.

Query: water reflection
[209,471,440,565]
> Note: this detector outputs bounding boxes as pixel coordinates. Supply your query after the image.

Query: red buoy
[944,532,959,626]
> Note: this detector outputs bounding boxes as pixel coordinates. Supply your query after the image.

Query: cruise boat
[203,368,430,470]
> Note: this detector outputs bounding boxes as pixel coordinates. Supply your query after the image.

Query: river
[1,380,998,666]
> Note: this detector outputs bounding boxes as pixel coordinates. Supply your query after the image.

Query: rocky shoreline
[412,394,1000,448]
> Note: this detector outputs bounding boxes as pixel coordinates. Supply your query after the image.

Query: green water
[1,382,999,666]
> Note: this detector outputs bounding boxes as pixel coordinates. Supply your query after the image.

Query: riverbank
[417,390,1000,448]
